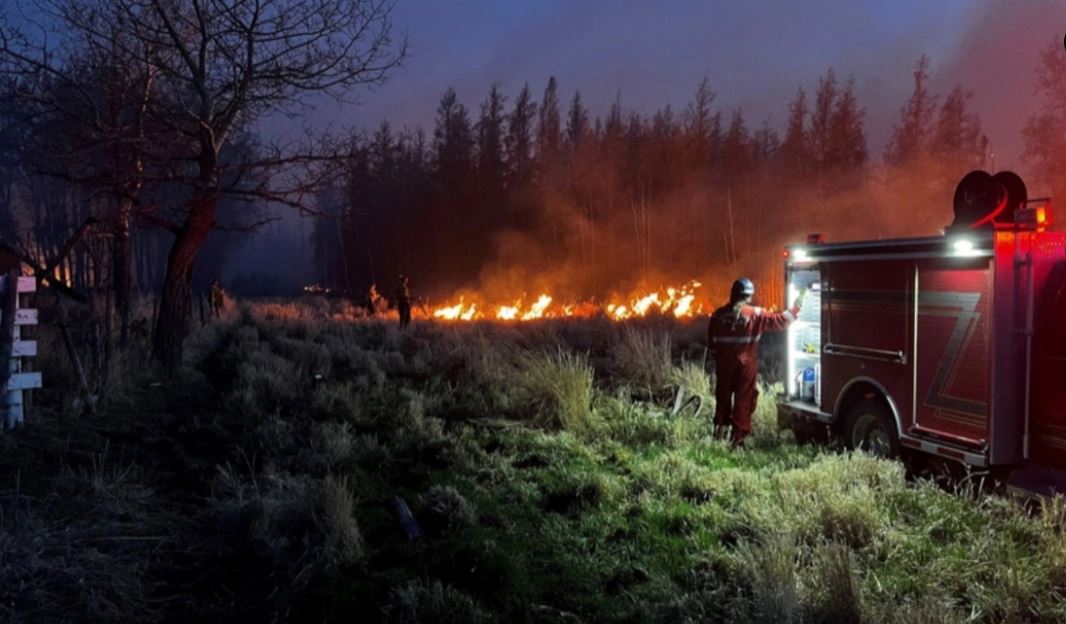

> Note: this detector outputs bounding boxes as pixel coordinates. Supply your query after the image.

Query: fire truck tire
[844,400,900,459]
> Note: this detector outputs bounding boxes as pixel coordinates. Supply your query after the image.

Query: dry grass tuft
[515,349,596,432]
[381,578,491,624]
[609,327,673,396]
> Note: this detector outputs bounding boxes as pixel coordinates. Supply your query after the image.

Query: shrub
[231,349,302,414]
[608,327,673,395]
[209,471,363,602]
[669,360,714,417]
[315,475,363,566]
[310,382,363,424]
[297,421,356,474]
[418,485,477,536]
[817,493,879,549]
[734,532,803,624]
[748,382,786,448]
[381,579,491,624]
[514,349,596,432]
[598,390,676,446]
[805,542,864,624]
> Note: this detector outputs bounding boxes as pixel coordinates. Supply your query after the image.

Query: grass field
[2,298,1066,623]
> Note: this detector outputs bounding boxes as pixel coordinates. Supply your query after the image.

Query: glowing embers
[430,280,705,322]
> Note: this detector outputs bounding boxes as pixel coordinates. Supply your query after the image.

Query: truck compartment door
[914,259,991,445]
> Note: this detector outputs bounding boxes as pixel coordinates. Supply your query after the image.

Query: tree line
[315,54,1005,308]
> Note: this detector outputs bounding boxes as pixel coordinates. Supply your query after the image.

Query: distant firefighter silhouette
[397,274,412,329]
[366,283,381,317]
[708,278,800,448]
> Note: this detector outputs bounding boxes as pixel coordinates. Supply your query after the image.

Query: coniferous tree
[477,83,506,195]
[603,91,625,156]
[753,118,780,168]
[885,55,937,167]
[505,82,537,185]
[433,87,475,191]
[723,108,751,181]
[781,86,809,176]
[809,68,838,172]
[931,86,983,171]
[829,76,867,171]
[566,91,589,148]
[536,76,563,164]
[1022,42,1066,199]
[684,78,716,168]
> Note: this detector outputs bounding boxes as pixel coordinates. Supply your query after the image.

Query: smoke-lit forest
[313,47,1066,307]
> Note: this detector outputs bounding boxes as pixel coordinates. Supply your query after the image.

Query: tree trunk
[113,200,133,348]
[152,196,216,370]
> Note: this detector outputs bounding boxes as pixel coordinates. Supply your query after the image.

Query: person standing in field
[209,279,225,318]
[708,278,800,449]
[397,274,412,329]
[366,283,380,317]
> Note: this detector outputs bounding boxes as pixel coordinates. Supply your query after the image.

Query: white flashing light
[951,237,980,257]
[791,248,809,262]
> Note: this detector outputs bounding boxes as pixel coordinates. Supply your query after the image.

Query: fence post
[0,272,41,429]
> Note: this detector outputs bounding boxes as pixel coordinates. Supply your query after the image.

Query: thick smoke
[935,0,1062,176]
[455,3,1063,309]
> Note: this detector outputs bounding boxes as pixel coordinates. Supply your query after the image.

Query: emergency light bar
[1015,201,1052,231]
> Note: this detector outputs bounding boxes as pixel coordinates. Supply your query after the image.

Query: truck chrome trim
[796,250,993,263]
[833,376,904,435]
[779,399,833,423]
[899,434,989,467]
[909,424,985,448]
[823,343,906,364]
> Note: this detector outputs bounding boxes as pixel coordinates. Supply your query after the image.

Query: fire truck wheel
[845,400,900,459]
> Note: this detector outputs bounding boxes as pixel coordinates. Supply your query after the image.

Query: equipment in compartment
[786,268,821,404]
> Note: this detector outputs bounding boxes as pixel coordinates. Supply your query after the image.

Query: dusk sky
[285,0,1061,172]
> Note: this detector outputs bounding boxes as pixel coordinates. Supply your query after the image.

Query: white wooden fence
[1,275,41,429]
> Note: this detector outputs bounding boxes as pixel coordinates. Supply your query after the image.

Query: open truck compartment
[783,267,822,408]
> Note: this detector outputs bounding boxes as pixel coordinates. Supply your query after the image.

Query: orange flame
[428,280,706,322]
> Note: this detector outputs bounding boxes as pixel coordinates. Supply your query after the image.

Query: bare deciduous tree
[2,0,406,368]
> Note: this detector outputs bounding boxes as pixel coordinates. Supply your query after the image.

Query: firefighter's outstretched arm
[754,304,800,333]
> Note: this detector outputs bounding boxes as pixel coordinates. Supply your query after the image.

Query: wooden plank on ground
[12,340,36,357]
[7,372,41,390]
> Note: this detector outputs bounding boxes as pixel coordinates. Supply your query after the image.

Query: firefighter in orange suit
[708,278,800,448]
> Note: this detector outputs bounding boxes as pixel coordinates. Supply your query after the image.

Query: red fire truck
[778,171,1066,496]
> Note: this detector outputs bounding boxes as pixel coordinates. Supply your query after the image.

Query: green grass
[6,297,1066,622]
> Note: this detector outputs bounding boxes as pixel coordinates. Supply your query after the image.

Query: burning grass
[5,297,1066,622]
[427,279,707,322]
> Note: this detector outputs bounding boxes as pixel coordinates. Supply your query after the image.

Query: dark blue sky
[288,0,1060,170]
